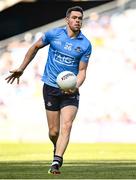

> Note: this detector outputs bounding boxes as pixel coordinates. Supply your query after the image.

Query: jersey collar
[63,26,83,39]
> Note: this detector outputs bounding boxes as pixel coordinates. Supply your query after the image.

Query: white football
[56,71,77,90]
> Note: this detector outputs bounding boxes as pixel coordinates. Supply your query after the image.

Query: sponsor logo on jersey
[54,51,75,66]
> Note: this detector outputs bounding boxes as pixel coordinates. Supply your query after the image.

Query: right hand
[5,69,23,84]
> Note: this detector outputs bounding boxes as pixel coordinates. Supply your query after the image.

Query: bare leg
[55,105,78,157]
[47,106,78,174]
[46,110,60,146]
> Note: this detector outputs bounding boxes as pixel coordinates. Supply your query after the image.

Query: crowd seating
[0,4,136,142]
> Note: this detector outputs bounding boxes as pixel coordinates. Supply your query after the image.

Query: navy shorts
[43,83,80,111]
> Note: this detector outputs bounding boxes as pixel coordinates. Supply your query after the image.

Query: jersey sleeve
[80,43,92,63]
[42,29,55,45]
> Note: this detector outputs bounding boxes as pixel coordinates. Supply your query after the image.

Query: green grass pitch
[1,143,136,179]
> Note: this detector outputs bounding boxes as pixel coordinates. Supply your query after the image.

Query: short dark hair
[66,6,83,17]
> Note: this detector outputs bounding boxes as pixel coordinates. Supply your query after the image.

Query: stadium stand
[0,0,136,142]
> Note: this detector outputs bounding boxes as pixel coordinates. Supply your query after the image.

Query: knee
[49,128,59,139]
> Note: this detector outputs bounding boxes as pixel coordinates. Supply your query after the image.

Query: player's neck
[67,27,80,38]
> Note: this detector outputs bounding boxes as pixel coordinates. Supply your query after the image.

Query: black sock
[53,145,56,155]
[52,155,63,167]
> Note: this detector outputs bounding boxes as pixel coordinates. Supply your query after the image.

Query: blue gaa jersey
[41,27,92,88]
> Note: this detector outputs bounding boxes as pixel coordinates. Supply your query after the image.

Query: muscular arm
[19,37,45,71]
[76,61,88,88]
[5,37,45,84]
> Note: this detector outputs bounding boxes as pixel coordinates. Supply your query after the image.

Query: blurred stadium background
[0,0,136,143]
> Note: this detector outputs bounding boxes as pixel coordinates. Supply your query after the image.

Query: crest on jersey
[75,46,82,53]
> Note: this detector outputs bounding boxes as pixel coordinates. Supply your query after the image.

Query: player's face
[66,11,83,32]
